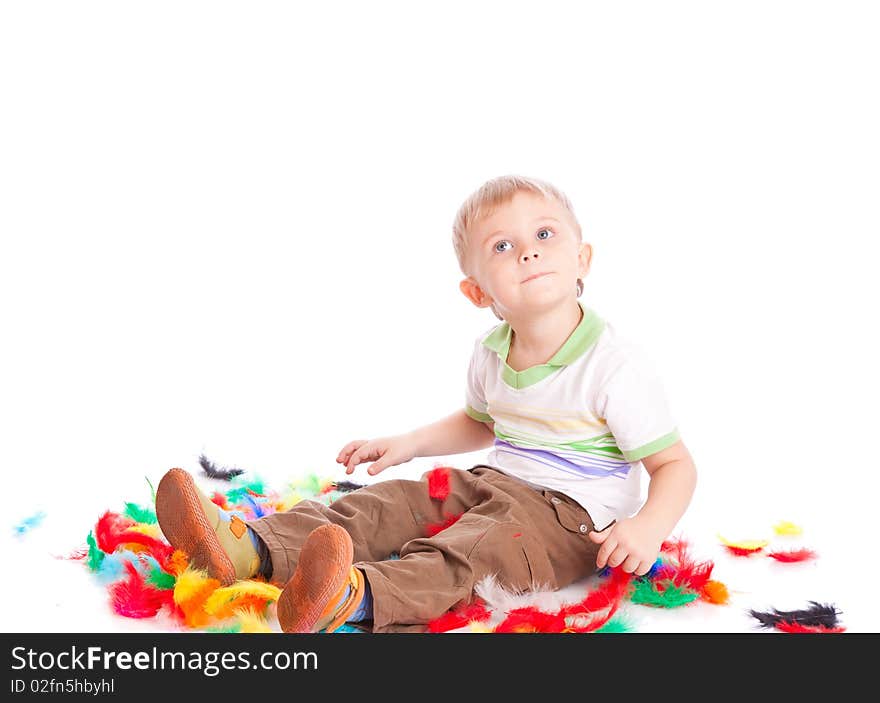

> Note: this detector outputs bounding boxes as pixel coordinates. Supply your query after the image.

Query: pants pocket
[542,490,597,535]
[468,523,557,592]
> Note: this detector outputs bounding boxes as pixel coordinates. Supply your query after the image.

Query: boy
[155,175,697,633]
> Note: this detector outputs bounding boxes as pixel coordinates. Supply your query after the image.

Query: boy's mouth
[521,272,552,283]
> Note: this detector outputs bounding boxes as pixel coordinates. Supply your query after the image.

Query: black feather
[332,480,365,493]
[199,454,245,480]
[749,601,841,629]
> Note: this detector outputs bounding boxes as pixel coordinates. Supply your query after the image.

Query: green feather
[226,479,266,504]
[594,615,633,633]
[299,474,322,497]
[146,566,176,590]
[86,532,105,571]
[146,476,156,505]
[205,622,242,633]
[630,579,699,608]
[123,502,157,524]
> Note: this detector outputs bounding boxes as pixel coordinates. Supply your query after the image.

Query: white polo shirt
[465,301,680,531]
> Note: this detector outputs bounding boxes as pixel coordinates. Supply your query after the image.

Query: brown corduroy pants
[247,465,601,633]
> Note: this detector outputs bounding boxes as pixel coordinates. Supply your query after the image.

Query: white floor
[3,453,871,634]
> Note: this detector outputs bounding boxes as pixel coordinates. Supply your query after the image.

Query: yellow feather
[468,621,494,633]
[236,608,274,633]
[277,492,304,512]
[717,534,769,550]
[173,568,218,605]
[204,580,282,615]
[128,523,163,538]
[773,520,803,536]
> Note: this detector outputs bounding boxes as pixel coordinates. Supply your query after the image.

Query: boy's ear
[577,242,593,279]
[460,277,493,309]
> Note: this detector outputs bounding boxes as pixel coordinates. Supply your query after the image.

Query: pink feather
[109,562,173,619]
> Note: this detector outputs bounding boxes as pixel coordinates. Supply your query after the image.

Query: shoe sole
[155,467,236,586]
[276,524,353,633]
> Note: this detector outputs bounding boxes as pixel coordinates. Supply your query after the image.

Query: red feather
[775,621,845,634]
[95,511,135,552]
[57,545,89,560]
[724,545,764,557]
[109,562,173,619]
[669,542,714,590]
[560,568,633,631]
[427,600,492,632]
[425,512,463,537]
[426,467,452,501]
[767,548,817,563]
[495,606,567,633]
[210,492,229,509]
[94,510,175,565]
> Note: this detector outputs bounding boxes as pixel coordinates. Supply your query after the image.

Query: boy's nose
[519,251,540,263]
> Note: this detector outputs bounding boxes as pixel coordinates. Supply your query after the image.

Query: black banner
[1,632,869,697]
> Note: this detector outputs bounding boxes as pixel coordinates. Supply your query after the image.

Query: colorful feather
[331,480,365,493]
[767,548,817,563]
[110,561,173,619]
[427,600,493,633]
[701,580,730,604]
[594,615,633,633]
[123,502,157,524]
[235,607,274,633]
[13,510,46,536]
[630,579,699,608]
[774,621,845,634]
[96,550,142,584]
[426,466,452,501]
[495,606,568,633]
[665,539,714,590]
[173,568,221,628]
[773,521,803,536]
[749,601,842,632]
[203,581,282,618]
[86,531,105,571]
[425,512,463,537]
[718,535,769,554]
[199,454,245,480]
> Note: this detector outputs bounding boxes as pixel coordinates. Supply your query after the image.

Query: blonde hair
[452,174,584,319]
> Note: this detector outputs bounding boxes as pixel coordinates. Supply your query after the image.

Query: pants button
[579,524,588,533]
[550,497,561,504]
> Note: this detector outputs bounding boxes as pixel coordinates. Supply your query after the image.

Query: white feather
[474,575,578,617]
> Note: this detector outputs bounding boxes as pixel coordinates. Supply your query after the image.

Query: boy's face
[460,191,592,319]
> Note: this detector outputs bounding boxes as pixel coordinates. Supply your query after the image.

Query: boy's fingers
[596,536,618,568]
[346,449,364,473]
[338,440,366,463]
[622,555,641,574]
[588,530,609,544]
[607,547,627,568]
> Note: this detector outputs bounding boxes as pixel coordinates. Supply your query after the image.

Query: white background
[1,1,878,632]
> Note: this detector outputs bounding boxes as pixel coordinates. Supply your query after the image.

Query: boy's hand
[336,434,418,476]
[588,516,664,576]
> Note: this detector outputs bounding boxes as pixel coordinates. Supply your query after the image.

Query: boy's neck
[506,299,584,367]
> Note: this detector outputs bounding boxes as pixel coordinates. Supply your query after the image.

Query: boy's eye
[494,240,513,253]
[536,228,554,240]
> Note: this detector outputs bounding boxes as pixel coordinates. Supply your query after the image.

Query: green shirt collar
[482,301,605,389]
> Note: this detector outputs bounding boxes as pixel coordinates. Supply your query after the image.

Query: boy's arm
[636,439,697,538]
[590,438,697,574]
[406,409,496,458]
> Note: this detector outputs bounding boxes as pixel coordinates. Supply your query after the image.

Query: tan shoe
[155,467,259,586]
[276,524,365,633]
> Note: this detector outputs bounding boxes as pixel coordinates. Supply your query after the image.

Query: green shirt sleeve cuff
[465,405,493,423]
[621,429,680,462]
